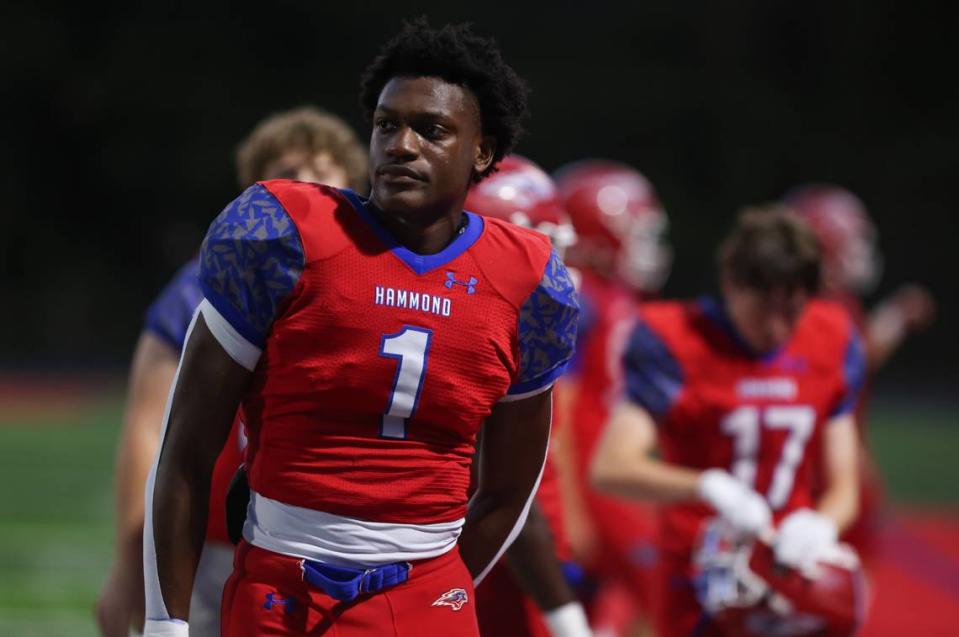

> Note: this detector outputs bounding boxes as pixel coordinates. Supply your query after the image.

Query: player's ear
[473,136,496,177]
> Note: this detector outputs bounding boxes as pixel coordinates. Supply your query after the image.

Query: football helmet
[466,155,577,259]
[784,184,882,295]
[553,160,671,293]
[694,520,867,637]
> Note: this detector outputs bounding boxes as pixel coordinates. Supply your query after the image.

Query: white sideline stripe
[472,402,552,586]
[499,381,554,402]
[143,306,201,622]
[199,299,262,371]
[244,491,464,567]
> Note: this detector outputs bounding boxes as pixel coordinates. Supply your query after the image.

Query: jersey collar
[340,189,484,276]
[697,295,786,364]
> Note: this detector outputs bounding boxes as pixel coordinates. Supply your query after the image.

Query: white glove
[544,601,592,637]
[697,469,771,538]
[774,508,838,570]
[143,619,189,637]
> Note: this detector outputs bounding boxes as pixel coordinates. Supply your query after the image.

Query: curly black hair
[359,18,529,182]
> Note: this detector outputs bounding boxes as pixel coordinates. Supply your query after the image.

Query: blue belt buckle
[359,568,374,595]
[300,559,412,602]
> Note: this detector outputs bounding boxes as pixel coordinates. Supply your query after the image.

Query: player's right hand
[697,468,771,538]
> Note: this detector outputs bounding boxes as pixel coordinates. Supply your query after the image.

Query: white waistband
[243,491,464,567]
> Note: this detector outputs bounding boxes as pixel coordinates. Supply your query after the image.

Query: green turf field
[0,396,120,636]
[0,392,955,636]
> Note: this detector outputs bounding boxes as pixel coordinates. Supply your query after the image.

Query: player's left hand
[773,508,838,571]
[95,563,142,637]
[891,283,937,331]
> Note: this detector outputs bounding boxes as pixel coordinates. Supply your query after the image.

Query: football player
[784,184,935,373]
[465,155,591,637]
[144,19,579,637]
[95,106,367,637]
[785,184,936,558]
[591,206,864,637]
[553,160,672,634]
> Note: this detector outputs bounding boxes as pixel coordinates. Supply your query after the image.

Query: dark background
[1,1,955,394]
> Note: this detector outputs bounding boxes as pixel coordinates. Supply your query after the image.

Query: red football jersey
[567,270,658,601]
[623,297,865,559]
[568,270,638,479]
[197,180,579,531]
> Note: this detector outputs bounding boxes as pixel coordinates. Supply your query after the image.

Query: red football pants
[475,561,549,637]
[221,540,480,636]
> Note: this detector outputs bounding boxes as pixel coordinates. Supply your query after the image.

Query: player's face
[369,76,494,221]
[723,282,809,353]
[261,150,350,188]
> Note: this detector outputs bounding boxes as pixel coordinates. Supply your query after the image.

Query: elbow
[589,451,619,494]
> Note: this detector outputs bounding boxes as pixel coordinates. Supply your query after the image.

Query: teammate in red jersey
[785,184,936,558]
[591,206,865,637]
[95,106,367,637]
[466,155,591,637]
[785,184,935,373]
[144,19,578,637]
[553,160,672,634]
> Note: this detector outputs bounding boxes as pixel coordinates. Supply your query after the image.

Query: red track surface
[859,510,959,636]
[0,373,116,423]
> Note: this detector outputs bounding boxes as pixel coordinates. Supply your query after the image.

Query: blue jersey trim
[831,327,867,418]
[200,283,265,348]
[506,363,568,396]
[198,184,305,348]
[622,318,684,419]
[143,258,202,353]
[509,251,580,395]
[340,189,484,276]
[698,296,784,363]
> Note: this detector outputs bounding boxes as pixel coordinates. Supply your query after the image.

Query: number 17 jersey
[196,180,578,562]
[622,297,864,558]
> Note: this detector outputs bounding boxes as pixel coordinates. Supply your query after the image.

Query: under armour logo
[432,588,469,611]
[445,272,478,294]
[263,592,296,614]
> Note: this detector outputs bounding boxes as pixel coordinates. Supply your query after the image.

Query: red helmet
[553,160,671,293]
[466,155,577,259]
[784,184,882,295]
[694,521,867,637]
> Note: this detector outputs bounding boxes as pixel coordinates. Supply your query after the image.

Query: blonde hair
[235,107,367,191]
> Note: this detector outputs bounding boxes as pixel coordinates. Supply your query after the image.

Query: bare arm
[592,401,770,539]
[96,332,178,637]
[550,378,600,563]
[816,413,860,532]
[590,401,700,502]
[504,502,575,610]
[865,284,936,372]
[146,316,250,622]
[460,389,552,583]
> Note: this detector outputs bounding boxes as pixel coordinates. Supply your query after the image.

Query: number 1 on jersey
[379,326,433,439]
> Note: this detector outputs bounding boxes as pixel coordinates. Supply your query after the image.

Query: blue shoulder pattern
[622,318,684,419]
[143,258,202,352]
[509,251,580,395]
[831,327,867,417]
[198,183,304,347]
